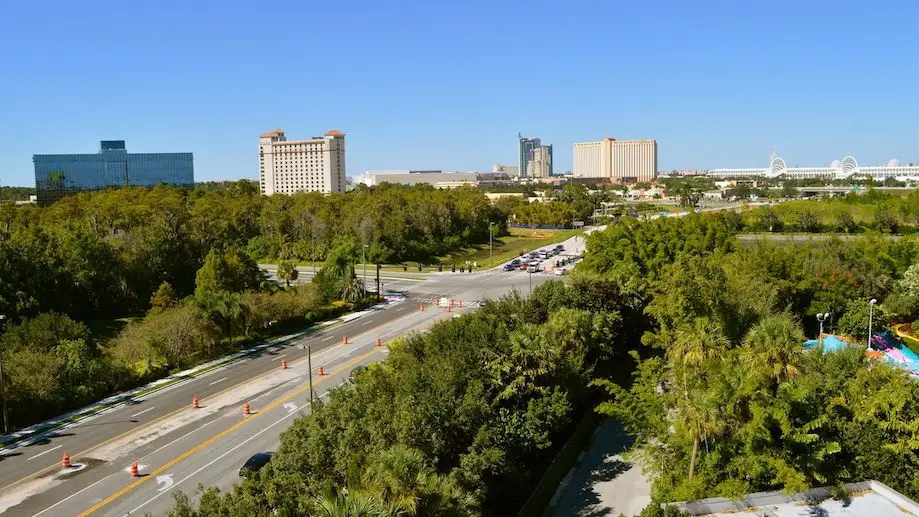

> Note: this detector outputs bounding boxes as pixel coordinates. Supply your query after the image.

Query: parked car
[239,452,273,477]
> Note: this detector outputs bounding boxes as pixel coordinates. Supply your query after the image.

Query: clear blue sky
[2,0,917,186]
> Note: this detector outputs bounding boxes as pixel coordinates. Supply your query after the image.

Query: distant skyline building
[572,138,657,183]
[518,134,553,178]
[492,163,520,177]
[33,140,193,205]
[259,129,346,196]
[527,145,552,178]
[354,169,478,189]
[705,153,919,180]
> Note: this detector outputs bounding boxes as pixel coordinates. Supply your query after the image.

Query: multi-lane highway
[0,233,588,516]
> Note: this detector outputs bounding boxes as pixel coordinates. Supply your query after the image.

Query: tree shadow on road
[556,419,638,517]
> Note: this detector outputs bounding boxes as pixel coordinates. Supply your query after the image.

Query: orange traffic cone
[192,396,200,409]
[62,453,72,469]
[447,305,452,312]
[343,335,349,344]
[130,461,139,477]
[243,402,251,415]
[281,359,288,369]
[459,300,463,308]
[419,304,425,312]
[317,365,326,376]
[375,337,382,347]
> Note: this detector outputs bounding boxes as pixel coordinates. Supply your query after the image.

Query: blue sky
[1,0,917,186]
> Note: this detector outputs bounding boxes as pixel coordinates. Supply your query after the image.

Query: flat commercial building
[33,140,193,205]
[355,170,478,188]
[259,129,346,195]
[492,164,520,177]
[706,154,919,180]
[573,138,657,183]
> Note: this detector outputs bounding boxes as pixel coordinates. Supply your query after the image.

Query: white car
[554,267,567,276]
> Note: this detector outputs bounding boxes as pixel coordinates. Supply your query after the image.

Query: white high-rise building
[258,129,346,195]
[492,164,520,177]
[572,138,657,182]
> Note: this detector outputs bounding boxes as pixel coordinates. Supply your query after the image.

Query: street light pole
[362,244,369,293]
[868,298,877,349]
[816,312,828,348]
[0,314,7,434]
[489,222,494,267]
[528,269,532,297]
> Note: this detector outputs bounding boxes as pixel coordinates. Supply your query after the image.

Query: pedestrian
[473,261,478,268]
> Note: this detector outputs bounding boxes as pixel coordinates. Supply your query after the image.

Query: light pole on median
[528,269,533,297]
[868,298,877,349]
[489,222,495,268]
[0,314,7,434]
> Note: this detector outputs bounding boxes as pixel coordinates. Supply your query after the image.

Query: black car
[502,263,516,271]
[350,365,368,382]
[239,452,273,476]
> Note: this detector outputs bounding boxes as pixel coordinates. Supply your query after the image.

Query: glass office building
[33,140,194,204]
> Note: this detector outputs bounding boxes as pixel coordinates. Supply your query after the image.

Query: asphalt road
[0,231,588,516]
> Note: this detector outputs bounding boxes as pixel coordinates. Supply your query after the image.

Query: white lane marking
[321,335,335,342]
[156,474,174,492]
[275,354,286,360]
[31,473,115,516]
[208,377,228,386]
[362,320,373,326]
[130,407,156,418]
[128,397,316,514]
[27,445,62,461]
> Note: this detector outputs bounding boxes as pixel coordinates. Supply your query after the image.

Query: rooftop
[676,480,919,517]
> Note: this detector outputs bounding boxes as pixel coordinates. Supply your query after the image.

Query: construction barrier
[281,359,288,369]
[192,396,200,409]
[343,335,349,344]
[318,365,326,376]
[130,462,139,477]
[62,453,72,469]
[375,337,382,347]
[243,402,251,415]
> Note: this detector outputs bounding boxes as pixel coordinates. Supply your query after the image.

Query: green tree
[835,211,858,233]
[195,247,265,298]
[837,298,888,342]
[794,210,820,233]
[276,260,298,288]
[875,209,899,234]
[150,281,177,312]
[739,313,803,384]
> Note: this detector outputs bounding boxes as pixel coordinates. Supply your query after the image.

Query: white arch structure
[708,154,919,180]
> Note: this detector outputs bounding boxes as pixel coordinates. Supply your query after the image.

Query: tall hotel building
[259,129,346,195]
[573,138,657,183]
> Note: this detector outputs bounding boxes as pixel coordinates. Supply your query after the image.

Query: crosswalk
[408,296,483,308]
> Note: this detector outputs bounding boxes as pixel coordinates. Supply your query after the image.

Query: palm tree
[680,387,726,480]
[740,313,803,385]
[312,490,399,517]
[670,317,728,375]
[361,445,431,514]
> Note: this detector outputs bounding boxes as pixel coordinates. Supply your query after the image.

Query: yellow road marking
[76,347,383,516]
[0,306,422,492]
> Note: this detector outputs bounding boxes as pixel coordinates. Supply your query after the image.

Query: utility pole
[376,263,381,301]
[307,344,314,406]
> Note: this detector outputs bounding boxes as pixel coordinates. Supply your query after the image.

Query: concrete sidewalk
[553,419,651,517]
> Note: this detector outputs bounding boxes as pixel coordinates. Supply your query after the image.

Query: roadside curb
[0,298,403,452]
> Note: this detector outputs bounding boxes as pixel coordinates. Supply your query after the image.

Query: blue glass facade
[33,141,194,204]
